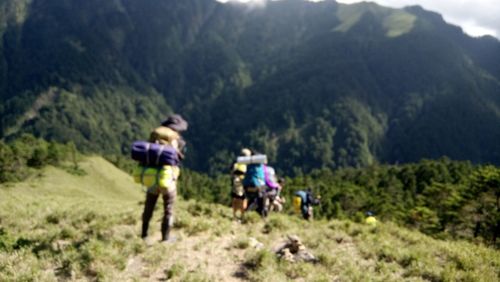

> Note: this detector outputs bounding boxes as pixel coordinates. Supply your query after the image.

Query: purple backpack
[131,141,179,166]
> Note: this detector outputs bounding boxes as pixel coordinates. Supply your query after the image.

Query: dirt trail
[121,221,252,281]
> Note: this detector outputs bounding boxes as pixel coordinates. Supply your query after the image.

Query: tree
[467,166,500,245]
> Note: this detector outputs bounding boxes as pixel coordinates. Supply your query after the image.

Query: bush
[233,238,250,249]
[262,216,290,234]
[242,212,261,225]
[164,263,185,279]
[0,134,81,183]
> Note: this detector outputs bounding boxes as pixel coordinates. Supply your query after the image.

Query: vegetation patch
[0,155,499,281]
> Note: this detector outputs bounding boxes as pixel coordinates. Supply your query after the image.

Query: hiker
[264,167,283,213]
[365,211,377,226]
[141,114,188,243]
[242,152,267,218]
[231,148,252,220]
[269,178,286,212]
[294,189,321,220]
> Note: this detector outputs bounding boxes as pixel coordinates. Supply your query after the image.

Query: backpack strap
[155,167,161,187]
[140,166,147,186]
[263,164,268,181]
[145,143,151,165]
[156,145,164,166]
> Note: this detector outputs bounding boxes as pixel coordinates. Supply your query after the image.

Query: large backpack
[243,164,265,188]
[150,126,180,148]
[293,196,302,214]
[294,190,307,214]
[232,175,245,196]
[264,165,279,190]
[149,126,187,160]
[231,162,246,196]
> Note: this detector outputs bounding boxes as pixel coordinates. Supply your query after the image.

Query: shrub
[242,212,261,225]
[164,263,185,279]
[317,252,336,268]
[185,219,211,236]
[262,216,289,234]
[233,238,250,249]
[245,249,276,270]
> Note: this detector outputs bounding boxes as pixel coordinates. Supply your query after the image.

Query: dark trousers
[245,187,268,218]
[141,188,176,240]
[301,204,311,220]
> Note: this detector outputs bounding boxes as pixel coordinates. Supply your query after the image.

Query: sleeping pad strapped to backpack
[131,141,179,166]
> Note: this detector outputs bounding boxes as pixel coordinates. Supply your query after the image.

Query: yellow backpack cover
[133,165,180,192]
[293,196,302,214]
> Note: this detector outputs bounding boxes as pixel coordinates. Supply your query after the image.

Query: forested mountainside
[1,0,500,174]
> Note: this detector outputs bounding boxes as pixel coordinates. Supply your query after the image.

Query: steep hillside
[1,0,500,173]
[1,157,499,281]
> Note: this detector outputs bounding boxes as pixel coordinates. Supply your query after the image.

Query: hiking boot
[160,236,177,244]
[142,237,155,246]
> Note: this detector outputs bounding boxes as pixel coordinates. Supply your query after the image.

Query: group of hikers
[230,148,321,221]
[131,113,322,243]
[230,148,284,220]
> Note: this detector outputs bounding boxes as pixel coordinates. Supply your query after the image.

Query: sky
[217,0,499,38]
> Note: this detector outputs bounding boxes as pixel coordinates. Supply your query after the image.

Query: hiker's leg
[233,197,246,219]
[142,192,159,238]
[161,188,177,241]
[301,204,309,220]
[257,187,268,217]
[241,198,247,218]
[233,198,242,219]
[231,197,238,219]
[275,201,283,212]
[261,194,269,218]
[308,206,314,221]
[266,190,276,214]
[245,192,256,211]
[256,195,264,217]
[231,195,241,220]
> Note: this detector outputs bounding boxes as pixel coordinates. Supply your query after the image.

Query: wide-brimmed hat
[161,114,188,132]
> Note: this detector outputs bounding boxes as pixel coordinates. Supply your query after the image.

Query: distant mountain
[1,0,499,174]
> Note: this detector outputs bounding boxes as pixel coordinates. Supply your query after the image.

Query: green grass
[0,156,144,281]
[1,156,499,281]
[383,11,416,37]
[335,2,416,37]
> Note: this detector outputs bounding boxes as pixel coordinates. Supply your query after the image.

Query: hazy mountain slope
[1,0,500,173]
[1,156,498,281]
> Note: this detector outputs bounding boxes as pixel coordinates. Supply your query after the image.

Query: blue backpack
[243,164,265,188]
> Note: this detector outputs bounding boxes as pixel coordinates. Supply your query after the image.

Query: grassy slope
[0,157,498,281]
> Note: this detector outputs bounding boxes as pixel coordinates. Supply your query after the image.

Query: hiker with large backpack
[241,153,268,218]
[269,178,286,212]
[263,165,282,213]
[132,114,188,243]
[293,188,321,220]
[230,148,252,220]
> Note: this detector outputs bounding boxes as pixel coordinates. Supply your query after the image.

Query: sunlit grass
[1,156,498,281]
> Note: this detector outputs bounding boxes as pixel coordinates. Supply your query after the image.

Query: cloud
[216,0,268,8]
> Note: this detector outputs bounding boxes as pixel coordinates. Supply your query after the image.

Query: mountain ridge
[0,0,499,174]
